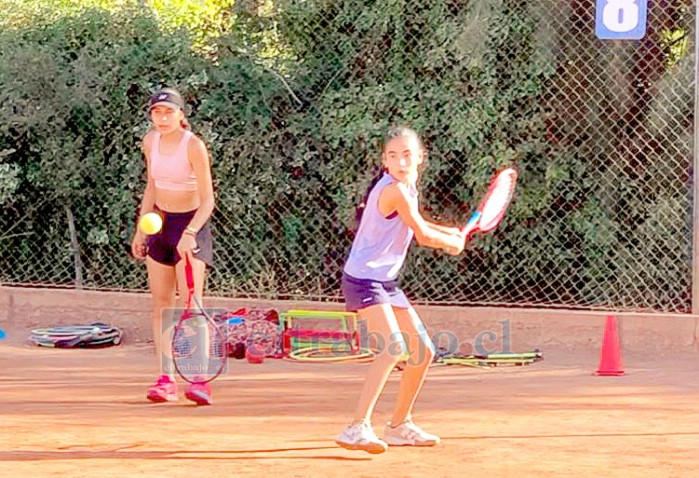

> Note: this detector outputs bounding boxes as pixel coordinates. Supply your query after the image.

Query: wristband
[184,226,198,236]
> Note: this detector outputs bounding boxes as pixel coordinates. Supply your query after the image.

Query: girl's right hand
[446,244,465,256]
[446,229,468,255]
[131,231,147,260]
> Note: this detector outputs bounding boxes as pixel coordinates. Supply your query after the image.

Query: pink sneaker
[185,381,213,406]
[147,375,178,403]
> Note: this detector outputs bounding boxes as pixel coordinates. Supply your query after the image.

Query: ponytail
[355,169,386,226]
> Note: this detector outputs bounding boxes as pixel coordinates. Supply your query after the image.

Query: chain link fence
[0,0,696,313]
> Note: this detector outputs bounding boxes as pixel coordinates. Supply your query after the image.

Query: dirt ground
[1,339,698,478]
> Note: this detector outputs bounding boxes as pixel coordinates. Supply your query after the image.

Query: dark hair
[354,126,425,226]
[381,125,424,151]
[355,173,384,226]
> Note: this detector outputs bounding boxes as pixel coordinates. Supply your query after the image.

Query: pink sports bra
[149,131,198,191]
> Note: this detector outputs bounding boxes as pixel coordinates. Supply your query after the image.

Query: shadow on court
[1,343,699,477]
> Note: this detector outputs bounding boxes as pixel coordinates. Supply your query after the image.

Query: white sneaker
[335,422,388,454]
[383,420,441,446]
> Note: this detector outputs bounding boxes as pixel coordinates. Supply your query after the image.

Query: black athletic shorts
[146,206,213,267]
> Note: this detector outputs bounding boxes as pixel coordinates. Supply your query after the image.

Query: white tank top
[343,173,417,281]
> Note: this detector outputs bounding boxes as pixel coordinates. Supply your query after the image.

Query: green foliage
[0,6,207,288]
[0,0,694,311]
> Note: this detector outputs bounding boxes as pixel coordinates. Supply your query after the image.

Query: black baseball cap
[148,88,185,111]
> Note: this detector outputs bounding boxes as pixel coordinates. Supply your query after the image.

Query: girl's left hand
[176,233,199,261]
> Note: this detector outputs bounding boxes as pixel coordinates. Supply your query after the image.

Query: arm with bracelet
[175,136,215,261]
[142,88,218,407]
[181,225,200,252]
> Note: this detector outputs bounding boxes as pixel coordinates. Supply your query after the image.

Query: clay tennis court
[1,289,698,478]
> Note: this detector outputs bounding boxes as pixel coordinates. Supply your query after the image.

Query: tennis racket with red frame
[461,167,518,240]
[171,256,227,384]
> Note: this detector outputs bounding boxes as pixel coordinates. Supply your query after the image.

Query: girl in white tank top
[336,126,468,454]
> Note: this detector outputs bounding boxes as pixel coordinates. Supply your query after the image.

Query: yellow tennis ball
[139,212,163,235]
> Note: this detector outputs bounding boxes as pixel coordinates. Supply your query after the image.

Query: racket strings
[173,322,226,354]
[479,173,516,229]
[172,311,227,383]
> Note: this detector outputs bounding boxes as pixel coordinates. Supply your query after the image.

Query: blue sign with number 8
[595,0,647,40]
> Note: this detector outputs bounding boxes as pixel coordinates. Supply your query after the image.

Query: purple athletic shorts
[341,273,411,312]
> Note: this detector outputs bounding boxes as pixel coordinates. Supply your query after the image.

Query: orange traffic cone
[596,315,625,376]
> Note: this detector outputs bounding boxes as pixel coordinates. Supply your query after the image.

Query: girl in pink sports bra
[130,88,216,406]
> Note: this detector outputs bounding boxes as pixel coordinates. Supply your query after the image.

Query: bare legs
[351,304,435,426]
[146,255,207,377]
[390,307,436,425]
[146,257,176,376]
[351,304,404,424]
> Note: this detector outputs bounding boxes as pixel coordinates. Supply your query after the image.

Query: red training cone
[595,315,625,376]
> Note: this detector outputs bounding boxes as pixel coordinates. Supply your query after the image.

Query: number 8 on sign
[595,0,647,40]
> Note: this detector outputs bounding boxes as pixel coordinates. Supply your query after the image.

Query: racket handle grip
[460,222,478,241]
[460,212,480,240]
[184,256,194,290]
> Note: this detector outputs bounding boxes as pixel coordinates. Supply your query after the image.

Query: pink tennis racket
[461,167,518,240]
